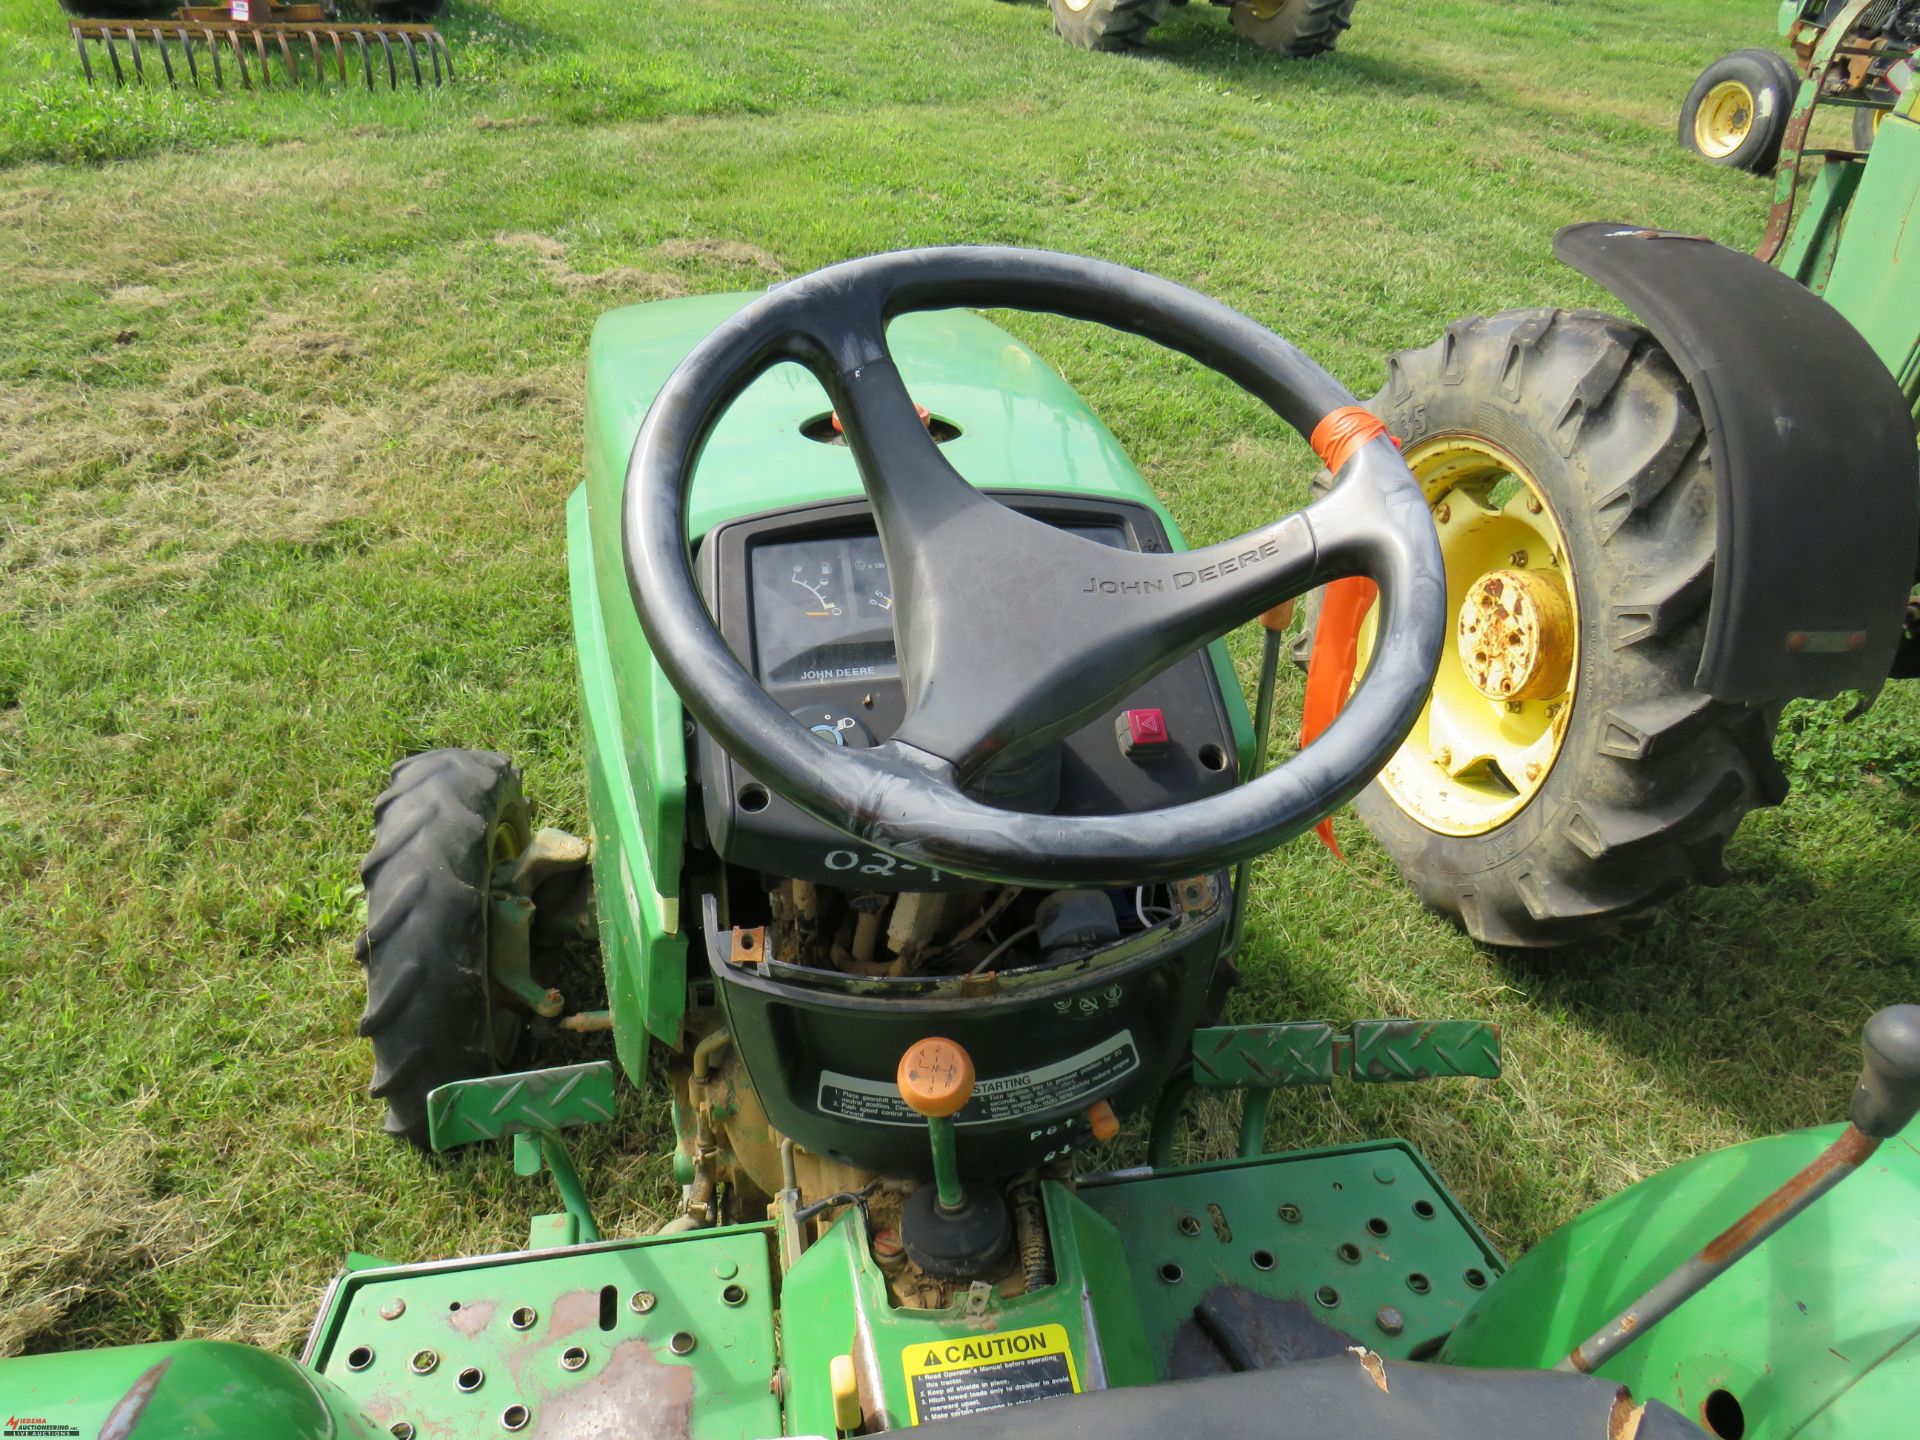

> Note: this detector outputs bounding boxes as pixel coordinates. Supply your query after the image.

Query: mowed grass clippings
[3,0,1916,1354]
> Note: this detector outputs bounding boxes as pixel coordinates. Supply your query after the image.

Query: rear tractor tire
[1680,48,1798,172]
[356,749,533,1146]
[1049,0,1166,53]
[1314,309,1787,948]
[1230,0,1359,58]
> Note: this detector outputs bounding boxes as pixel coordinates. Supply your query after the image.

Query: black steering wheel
[623,248,1445,887]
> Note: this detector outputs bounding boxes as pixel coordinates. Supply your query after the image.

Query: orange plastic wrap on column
[1309,406,1390,477]
[1300,407,1391,856]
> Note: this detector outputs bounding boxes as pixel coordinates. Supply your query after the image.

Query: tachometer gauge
[850,537,891,615]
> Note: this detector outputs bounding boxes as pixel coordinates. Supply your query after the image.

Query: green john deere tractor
[1048,0,1359,58]
[1,243,1916,1438]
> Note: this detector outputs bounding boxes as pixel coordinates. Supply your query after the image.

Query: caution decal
[902,1323,1080,1425]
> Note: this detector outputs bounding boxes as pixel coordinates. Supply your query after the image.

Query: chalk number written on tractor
[824,848,946,881]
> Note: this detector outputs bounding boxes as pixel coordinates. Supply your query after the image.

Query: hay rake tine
[67,14,449,93]
[72,27,95,86]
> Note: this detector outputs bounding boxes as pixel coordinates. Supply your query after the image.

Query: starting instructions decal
[902,1324,1080,1425]
[817,1032,1139,1127]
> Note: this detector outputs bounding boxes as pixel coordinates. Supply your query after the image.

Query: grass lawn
[3,0,1916,1358]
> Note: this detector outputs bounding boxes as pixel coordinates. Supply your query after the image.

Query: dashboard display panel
[749,524,1126,686]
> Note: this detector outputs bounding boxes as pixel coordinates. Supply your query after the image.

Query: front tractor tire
[357,749,532,1145]
[1230,0,1359,57]
[1328,310,1787,948]
[1049,0,1166,52]
[1680,48,1798,172]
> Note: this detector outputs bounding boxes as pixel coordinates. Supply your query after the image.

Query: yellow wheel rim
[1694,79,1757,159]
[1355,435,1579,837]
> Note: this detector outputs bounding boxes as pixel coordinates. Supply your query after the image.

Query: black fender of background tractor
[1554,222,1918,704]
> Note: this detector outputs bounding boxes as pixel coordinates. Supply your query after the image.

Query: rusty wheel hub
[1456,567,1574,704]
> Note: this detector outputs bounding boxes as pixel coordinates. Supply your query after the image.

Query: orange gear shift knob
[897,1037,975,1118]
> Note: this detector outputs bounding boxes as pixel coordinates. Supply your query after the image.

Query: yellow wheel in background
[1680,49,1798,173]
[1693,79,1756,159]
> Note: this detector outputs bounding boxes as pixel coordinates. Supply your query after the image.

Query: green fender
[1443,1121,1920,1438]
[0,1340,382,1439]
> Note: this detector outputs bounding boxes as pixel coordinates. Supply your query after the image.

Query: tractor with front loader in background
[1291,9,1920,947]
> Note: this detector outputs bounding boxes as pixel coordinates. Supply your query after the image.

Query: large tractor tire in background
[1049,0,1165,51]
[1680,48,1799,172]
[1313,309,1788,948]
[357,749,532,1145]
[1230,0,1360,57]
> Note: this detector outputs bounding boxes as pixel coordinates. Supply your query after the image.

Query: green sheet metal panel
[569,484,688,1075]
[1809,99,1920,413]
[1442,1121,1920,1440]
[1078,1140,1503,1374]
[306,1225,781,1440]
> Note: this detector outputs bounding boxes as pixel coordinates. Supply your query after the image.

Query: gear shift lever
[1559,1004,1920,1374]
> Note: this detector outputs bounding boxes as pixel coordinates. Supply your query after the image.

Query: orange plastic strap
[1298,406,1394,855]
[1309,406,1390,476]
[1300,577,1379,857]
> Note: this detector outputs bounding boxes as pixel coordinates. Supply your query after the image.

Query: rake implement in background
[69,4,451,91]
